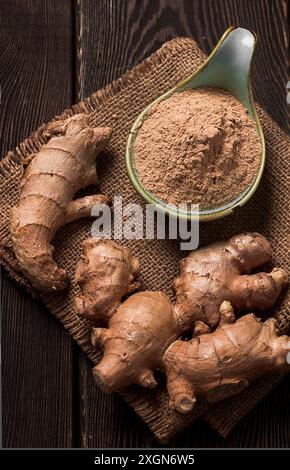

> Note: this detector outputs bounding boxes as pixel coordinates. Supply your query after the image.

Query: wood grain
[75,0,289,448]
[74,1,153,447]
[74,0,288,129]
[77,352,152,448]
[174,374,290,448]
[0,0,75,448]
[1,0,289,448]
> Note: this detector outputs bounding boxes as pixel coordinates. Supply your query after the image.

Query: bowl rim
[125,27,266,222]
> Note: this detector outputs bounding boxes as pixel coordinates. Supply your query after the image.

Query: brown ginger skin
[174,232,288,330]
[74,238,140,322]
[91,291,179,392]
[164,301,290,414]
[10,113,112,291]
[76,232,288,395]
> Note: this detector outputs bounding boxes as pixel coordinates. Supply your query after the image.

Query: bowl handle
[179,27,257,116]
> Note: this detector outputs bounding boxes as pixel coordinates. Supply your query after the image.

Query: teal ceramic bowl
[125,27,265,222]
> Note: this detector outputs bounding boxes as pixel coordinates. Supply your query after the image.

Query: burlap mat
[0,38,289,444]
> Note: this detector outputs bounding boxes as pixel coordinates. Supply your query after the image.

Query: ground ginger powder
[134,88,262,209]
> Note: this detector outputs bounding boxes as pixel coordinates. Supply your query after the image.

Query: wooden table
[1,0,289,448]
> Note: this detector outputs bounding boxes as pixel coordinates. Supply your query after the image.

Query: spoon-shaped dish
[125,27,265,222]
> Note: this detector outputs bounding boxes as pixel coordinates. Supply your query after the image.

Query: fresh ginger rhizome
[9,114,289,417]
[75,233,289,412]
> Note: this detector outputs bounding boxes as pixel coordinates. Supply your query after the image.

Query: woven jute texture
[0,38,289,444]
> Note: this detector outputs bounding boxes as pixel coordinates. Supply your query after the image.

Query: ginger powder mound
[134,88,262,209]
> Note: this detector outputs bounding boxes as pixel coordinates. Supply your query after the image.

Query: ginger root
[10,114,112,291]
[164,301,290,414]
[92,291,178,392]
[73,233,288,400]
[174,232,288,330]
[75,238,140,322]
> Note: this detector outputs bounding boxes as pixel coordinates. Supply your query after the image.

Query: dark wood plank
[174,374,290,448]
[1,276,75,448]
[1,0,75,448]
[74,0,153,448]
[75,0,289,448]
[75,0,288,129]
[77,351,152,448]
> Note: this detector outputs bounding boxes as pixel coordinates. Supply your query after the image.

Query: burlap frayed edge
[0,37,195,257]
[0,37,212,444]
[1,36,289,444]
[203,375,284,438]
[0,37,194,179]
[0,246,206,444]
